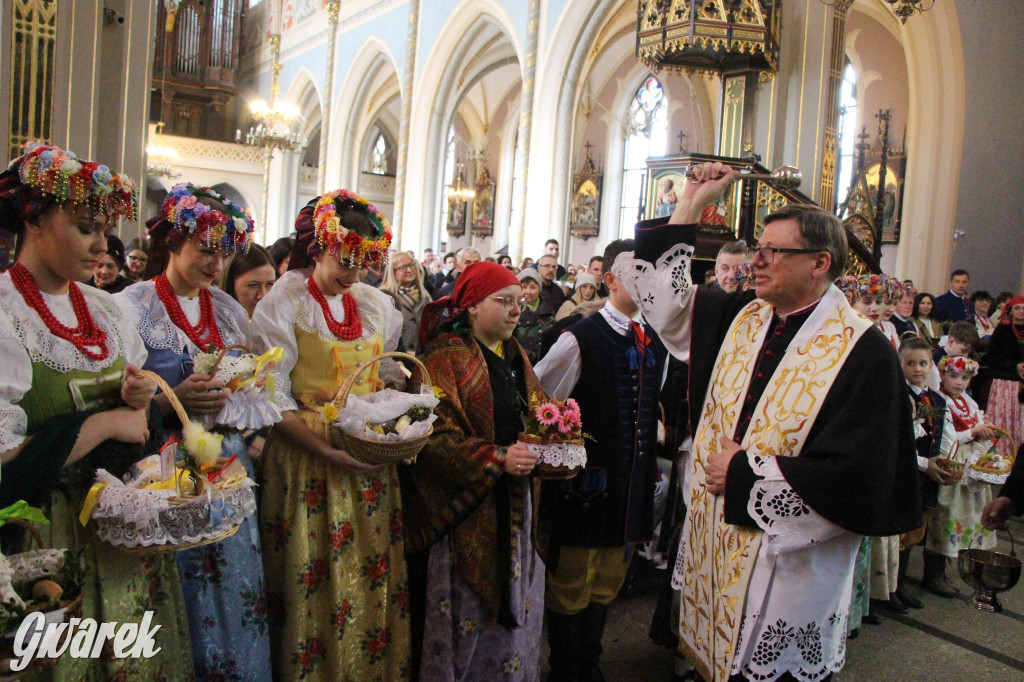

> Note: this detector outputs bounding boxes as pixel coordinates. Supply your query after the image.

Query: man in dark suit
[933,269,974,323]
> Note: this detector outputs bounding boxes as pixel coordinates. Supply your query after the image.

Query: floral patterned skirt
[987,378,1024,456]
[41,488,194,681]
[869,535,898,600]
[419,494,544,682]
[927,480,996,558]
[176,434,271,681]
[847,537,871,633]
[259,411,410,682]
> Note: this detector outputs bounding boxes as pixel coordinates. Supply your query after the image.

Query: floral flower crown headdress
[9,141,138,221]
[834,273,906,305]
[938,355,979,376]
[157,183,254,254]
[313,189,392,269]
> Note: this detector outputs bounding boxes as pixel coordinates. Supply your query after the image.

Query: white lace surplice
[733,454,858,682]
[0,274,147,452]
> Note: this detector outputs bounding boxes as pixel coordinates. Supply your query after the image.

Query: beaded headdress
[1,141,138,222]
[154,183,254,254]
[312,189,392,269]
[937,355,979,376]
[834,273,906,305]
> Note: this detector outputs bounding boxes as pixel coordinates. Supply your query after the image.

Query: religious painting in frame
[863,162,903,243]
[471,167,495,237]
[644,165,737,237]
[446,197,467,238]
[570,151,602,240]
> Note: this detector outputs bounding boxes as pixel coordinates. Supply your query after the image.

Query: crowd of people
[0,142,1022,682]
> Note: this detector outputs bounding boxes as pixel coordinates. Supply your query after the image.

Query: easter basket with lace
[517,396,587,480]
[81,371,256,555]
[191,344,284,431]
[326,352,439,465]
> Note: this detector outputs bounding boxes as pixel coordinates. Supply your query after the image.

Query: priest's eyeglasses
[751,245,822,264]
[490,295,528,311]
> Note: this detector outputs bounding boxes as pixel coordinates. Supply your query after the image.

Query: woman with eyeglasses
[406,261,546,681]
[380,250,432,353]
[123,237,149,282]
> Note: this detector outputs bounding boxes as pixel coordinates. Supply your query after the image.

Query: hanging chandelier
[884,0,935,23]
[445,162,475,201]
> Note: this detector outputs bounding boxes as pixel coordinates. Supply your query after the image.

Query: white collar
[907,381,928,396]
[600,300,642,335]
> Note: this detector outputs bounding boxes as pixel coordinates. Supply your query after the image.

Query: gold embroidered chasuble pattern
[678,287,871,681]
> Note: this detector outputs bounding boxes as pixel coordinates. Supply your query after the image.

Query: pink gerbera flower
[564,398,581,419]
[536,403,560,426]
[558,411,576,434]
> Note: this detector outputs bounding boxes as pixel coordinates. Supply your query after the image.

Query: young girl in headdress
[117,183,271,680]
[251,190,410,681]
[0,142,194,678]
[925,356,1001,589]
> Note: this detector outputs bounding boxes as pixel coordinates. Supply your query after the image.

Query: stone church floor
[543,518,1024,681]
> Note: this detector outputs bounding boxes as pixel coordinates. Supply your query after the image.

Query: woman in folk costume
[404,261,545,681]
[985,295,1024,456]
[835,274,913,620]
[116,183,271,680]
[250,191,409,681]
[0,142,194,679]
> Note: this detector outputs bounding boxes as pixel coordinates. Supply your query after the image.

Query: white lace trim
[198,389,283,431]
[614,243,694,323]
[91,468,257,548]
[116,281,248,354]
[0,404,28,453]
[747,454,845,556]
[273,269,389,345]
[0,274,132,374]
[0,549,68,611]
[522,441,588,469]
[736,610,848,682]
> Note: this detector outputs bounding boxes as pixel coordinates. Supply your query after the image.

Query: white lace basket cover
[518,435,588,473]
[89,468,257,549]
[966,451,1014,486]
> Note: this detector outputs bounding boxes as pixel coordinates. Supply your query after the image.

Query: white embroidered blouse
[0,274,148,453]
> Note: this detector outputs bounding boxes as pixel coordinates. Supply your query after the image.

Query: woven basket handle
[208,344,253,377]
[331,351,431,410]
[3,517,46,550]
[137,369,190,427]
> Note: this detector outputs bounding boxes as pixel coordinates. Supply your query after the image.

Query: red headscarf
[418,261,520,351]
[1000,295,1024,325]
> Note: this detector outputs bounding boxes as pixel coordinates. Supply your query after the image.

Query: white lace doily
[521,441,587,469]
[198,389,283,431]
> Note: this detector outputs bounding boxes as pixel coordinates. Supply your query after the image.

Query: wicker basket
[88,371,254,555]
[518,433,586,480]
[328,352,433,465]
[935,457,965,484]
[0,518,84,666]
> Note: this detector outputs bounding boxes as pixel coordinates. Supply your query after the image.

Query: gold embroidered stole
[678,287,871,681]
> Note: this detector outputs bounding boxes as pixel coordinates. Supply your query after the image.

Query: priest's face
[751,218,829,314]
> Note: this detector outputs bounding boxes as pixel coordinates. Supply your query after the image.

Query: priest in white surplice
[616,163,922,682]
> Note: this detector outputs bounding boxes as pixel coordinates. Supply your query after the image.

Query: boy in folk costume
[534,239,668,681]
[926,355,1003,591]
[898,336,958,603]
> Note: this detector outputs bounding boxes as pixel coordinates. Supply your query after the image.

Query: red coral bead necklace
[154,273,224,351]
[9,262,109,360]
[307,277,362,340]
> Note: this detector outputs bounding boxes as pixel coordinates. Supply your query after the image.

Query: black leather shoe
[894,587,924,609]
[861,612,882,626]
[872,596,909,615]
[848,628,859,639]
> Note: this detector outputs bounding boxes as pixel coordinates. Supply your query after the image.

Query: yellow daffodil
[318,403,340,424]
